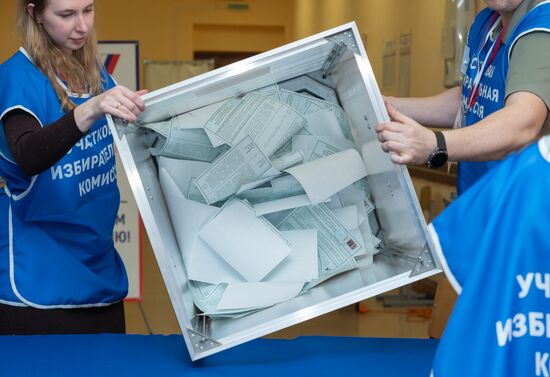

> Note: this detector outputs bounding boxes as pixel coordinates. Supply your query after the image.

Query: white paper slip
[237,178,305,205]
[236,168,282,194]
[308,136,355,162]
[349,228,366,256]
[270,174,304,192]
[204,128,229,148]
[158,157,210,202]
[253,194,313,216]
[331,205,360,230]
[217,282,304,310]
[236,188,278,205]
[188,280,226,314]
[204,93,306,156]
[252,84,281,99]
[158,168,215,263]
[271,150,304,170]
[285,149,367,205]
[263,209,294,227]
[324,193,344,210]
[150,124,223,162]
[188,239,247,284]
[364,197,375,214]
[203,98,242,147]
[280,89,353,140]
[292,134,355,163]
[263,230,318,283]
[303,111,345,139]
[142,119,170,138]
[194,136,275,204]
[277,203,363,271]
[198,199,291,282]
[159,169,245,284]
[145,100,230,153]
[179,100,229,128]
[279,89,317,117]
[306,103,353,141]
[371,234,382,249]
[351,203,371,256]
[337,184,367,207]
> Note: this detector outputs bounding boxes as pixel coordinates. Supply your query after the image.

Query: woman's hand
[74,86,148,133]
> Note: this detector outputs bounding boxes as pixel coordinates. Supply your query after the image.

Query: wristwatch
[426,131,448,169]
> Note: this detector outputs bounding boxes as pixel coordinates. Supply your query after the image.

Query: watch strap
[434,130,447,151]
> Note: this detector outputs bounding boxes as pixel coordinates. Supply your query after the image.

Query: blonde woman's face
[32,0,95,55]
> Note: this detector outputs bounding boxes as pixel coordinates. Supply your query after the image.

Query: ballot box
[108,22,442,360]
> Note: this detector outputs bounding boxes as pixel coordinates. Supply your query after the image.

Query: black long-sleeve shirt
[3,109,84,176]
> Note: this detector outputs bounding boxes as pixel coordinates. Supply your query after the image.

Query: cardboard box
[428,277,458,339]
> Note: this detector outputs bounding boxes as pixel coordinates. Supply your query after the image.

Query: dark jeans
[0,301,125,335]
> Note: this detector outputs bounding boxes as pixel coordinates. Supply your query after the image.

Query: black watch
[426,131,448,169]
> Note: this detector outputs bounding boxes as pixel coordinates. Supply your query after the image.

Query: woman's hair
[16,0,104,111]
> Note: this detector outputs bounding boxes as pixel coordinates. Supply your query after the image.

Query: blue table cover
[0,334,437,376]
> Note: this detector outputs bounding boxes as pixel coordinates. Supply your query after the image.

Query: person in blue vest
[0,0,146,334]
[376,0,550,196]
[428,134,550,376]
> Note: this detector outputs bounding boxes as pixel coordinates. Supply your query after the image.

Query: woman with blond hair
[0,0,146,334]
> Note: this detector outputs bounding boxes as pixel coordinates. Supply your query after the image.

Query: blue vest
[458,3,550,195]
[0,49,128,308]
[430,135,550,376]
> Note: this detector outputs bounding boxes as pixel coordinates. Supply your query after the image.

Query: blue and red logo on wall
[103,54,121,75]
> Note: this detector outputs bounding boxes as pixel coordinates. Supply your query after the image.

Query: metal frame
[107,22,442,360]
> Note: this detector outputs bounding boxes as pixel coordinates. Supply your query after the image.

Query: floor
[124,228,440,340]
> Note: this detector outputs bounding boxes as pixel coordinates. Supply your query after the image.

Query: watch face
[428,150,448,169]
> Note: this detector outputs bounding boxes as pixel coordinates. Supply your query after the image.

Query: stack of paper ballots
[147,80,380,318]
